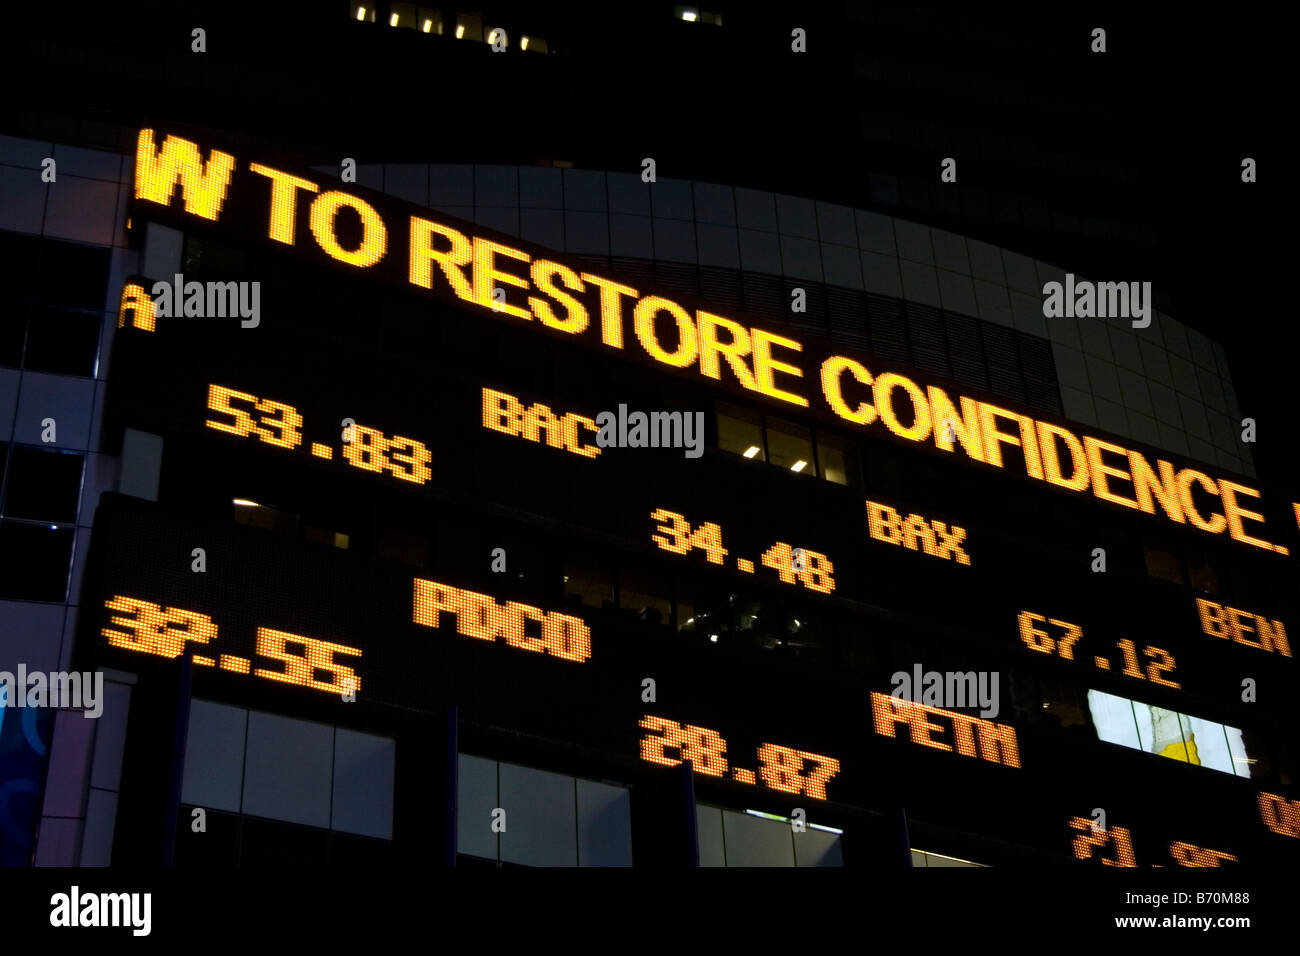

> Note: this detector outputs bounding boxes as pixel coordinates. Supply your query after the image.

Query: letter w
[134,129,235,221]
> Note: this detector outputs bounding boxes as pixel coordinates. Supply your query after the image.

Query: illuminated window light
[791,460,808,472]
[521,36,529,49]
[682,9,698,21]
[488,28,505,46]
[743,446,760,458]
[423,18,432,32]
[390,13,399,26]
[232,499,261,507]
[709,634,719,642]
[745,809,844,834]
[455,24,464,38]
[356,6,366,20]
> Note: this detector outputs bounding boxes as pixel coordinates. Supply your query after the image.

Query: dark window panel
[865,294,909,365]
[236,817,329,867]
[174,806,239,867]
[0,521,74,601]
[3,447,84,523]
[22,305,100,377]
[33,240,110,310]
[0,312,24,368]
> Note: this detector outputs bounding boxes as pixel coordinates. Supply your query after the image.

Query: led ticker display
[412,578,592,662]
[77,494,1300,864]
[102,595,363,696]
[865,499,970,565]
[638,715,840,799]
[129,128,1300,558]
[869,692,1021,768]
[650,507,836,594]
[1017,610,1180,690]
[1196,598,1291,657]
[205,383,433,484]
[1067,817,1240,867]
[482,387,601,459]
[1258,792,1300,839]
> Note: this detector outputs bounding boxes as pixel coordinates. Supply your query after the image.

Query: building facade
[1,3,1296,868]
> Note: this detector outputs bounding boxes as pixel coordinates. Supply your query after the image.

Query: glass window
[233,499,298,536]
[1038,678,1088,729]
[562,563,612,609]
[1143,546,1184,585]
[617,568,671,626]
[375,528,425,565]
[3,447,83,524]
[417,7,443,33]
[1185,550,1219,594]
[454,13,482,41]
[766,418,815,474]
[0,312,25,368]
[816,432,859,486]
[716,403,763,460]
[22,306,99,377]
[0,521,74,601]
[351,3,376,22]
[389,2,415,28]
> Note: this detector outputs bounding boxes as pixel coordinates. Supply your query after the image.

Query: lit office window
[675,7,721,24]
[766,418,815,475]
[454,13,482,41]
[716,403,764,460]
[486,27,507,48]
[1087,689,1253,777]
[418,7,443,34]
[389,2,415,28]
[519,35,547,52]
[352,4,376,22]
[816,433,859,486]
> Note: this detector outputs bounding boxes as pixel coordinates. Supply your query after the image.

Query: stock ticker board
[81,128,1300,865]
